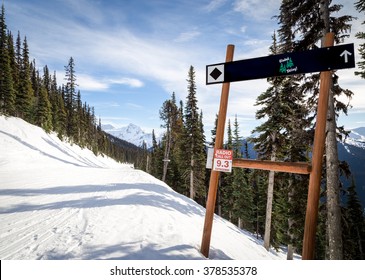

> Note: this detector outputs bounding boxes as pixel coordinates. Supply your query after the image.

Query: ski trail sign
[201,34,356,260]
[206,43,355,84]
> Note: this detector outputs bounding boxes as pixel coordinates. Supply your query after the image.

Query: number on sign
[217,160,229,168]
[216,160,229,168]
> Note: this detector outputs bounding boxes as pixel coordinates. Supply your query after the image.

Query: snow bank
[0,116,293,260]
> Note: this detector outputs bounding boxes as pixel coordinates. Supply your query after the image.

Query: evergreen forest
[1,1,365,259]
[0,5,145,166]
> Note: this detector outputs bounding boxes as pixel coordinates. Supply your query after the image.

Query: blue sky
[5,0,364,138]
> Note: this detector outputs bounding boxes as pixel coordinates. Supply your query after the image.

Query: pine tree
[16,36,34,121]
[83,102,93,149]
[232,116,242,158]
[183,65,205,201]
[13,31,22,86]
[159,94,179,182]
[169,94,185,194]
[150,130,164,180]
[231,116,255,231]
[36,84,52,132]
[250,32,288,251]
[56,85,67,139]
[220,119,234,220]
[49,72,66,136]
[196,110,207,205]
[251,170,268,239]
[64,57,78,141]
[44,66,57,130]
[6,31,17,112]
[0,4,15,115]
[156,92,187,192]
[343,178,365,259]
[355,0,365,79]
[76,90,83,145]
[29,65,52,132]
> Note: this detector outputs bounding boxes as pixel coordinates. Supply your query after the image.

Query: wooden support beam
[302,32,335,260]
[232,159,312,175]
[200,44,235,258]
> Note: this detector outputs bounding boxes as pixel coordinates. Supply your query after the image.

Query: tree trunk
[287,244,294,260]
[190,141,195,199]
[238,217,243,229]
[263,133,277,251]
[162,123,171,182]
[146,154,150,173]
[321,0,343,260]
[325,90,343,259]
[287,177,295,260]
[190,158,194,199]
[263,169,275,251]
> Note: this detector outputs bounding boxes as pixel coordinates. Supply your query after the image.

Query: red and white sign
[213,149,233,172]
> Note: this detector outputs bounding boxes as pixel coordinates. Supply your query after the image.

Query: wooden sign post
[302,33,334,260]
[201,44,234,258]
[201,33,354,259]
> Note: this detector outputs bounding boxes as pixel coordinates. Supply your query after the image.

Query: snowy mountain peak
[102,123,159,149]
[349,127,365,141]
[345,127,365,150]
[124,123,143,134]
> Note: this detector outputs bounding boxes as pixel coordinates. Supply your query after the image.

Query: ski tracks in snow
[0,206,94,259]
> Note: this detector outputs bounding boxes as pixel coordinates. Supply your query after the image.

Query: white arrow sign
[340,50,352,63]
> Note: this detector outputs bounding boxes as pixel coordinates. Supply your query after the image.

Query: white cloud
[233,0,278,20]
[174,30,201,43]
[77,74,109,91]
[107,78,144,88]
[77,74,144,91]
[126,103,144,110]
[203,0,227,12]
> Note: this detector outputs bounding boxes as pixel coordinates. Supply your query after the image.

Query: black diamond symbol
[210,67,222,80]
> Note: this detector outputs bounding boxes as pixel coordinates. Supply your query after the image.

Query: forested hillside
[0,5,145,166]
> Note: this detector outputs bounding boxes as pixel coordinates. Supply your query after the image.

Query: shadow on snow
[0,183,205,218]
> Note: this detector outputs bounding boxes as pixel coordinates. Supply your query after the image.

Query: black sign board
[206,43,355,84]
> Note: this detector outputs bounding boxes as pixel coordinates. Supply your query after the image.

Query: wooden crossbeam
[232,159,312,175]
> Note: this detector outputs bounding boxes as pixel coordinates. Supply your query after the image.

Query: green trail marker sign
[206,43,355,84]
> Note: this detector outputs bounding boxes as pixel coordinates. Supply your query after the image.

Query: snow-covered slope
[102,123,156,149]
[0,116,293,260]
